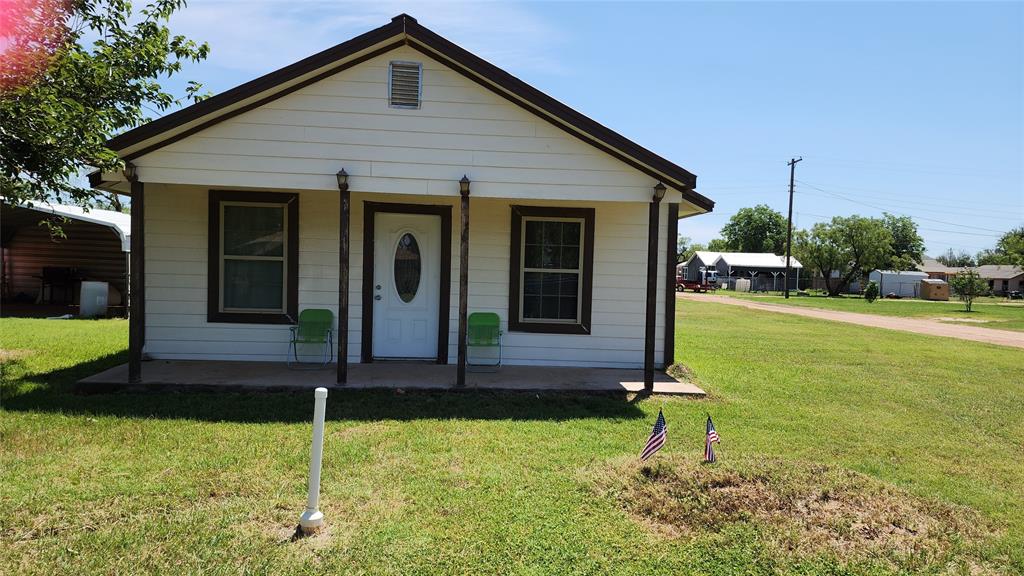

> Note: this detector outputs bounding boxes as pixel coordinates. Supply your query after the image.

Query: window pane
[223,260,283,310]
[524,272,543,295]
[524,245,543,269]
[394,233,421,303]
[524,220,543,244]
[560,246,580,270]
[557,273,579,298]
[523,295,542,319]
[224,205,285,257]
[561,222,581,246]
[541,296,559,319]
[558,296,578,320]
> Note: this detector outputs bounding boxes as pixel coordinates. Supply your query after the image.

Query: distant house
[918,257,959,281]
[679,251,722,284]
[975,265,1023,296]
[917,259,1023,296]
[1,203,130,316]
[713,252,802,291]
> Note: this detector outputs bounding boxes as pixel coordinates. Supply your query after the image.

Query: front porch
[78,360,705,395]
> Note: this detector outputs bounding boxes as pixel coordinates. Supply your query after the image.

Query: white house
[90,14,714,388]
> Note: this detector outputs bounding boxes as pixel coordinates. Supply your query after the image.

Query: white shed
[869,270,929,298]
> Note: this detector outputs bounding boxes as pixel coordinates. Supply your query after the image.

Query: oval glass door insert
[394,233,422,303]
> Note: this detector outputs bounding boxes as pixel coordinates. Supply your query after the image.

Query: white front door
[372,212,441,359]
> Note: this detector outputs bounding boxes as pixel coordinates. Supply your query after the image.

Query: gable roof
[683,251,723,267]
[95,14,711,211]
[974,265,1024,279]
[714,252,802,269]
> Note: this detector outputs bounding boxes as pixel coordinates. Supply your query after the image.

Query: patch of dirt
[934,317,995,324]
[0,349,32,362]
[588,456,998,571]
[667,363,698,384]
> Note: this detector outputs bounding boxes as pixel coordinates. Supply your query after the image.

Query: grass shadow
[2,356,650,424]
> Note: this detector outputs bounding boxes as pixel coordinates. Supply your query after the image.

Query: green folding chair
[287,309,334,369]
[467,312,502,371]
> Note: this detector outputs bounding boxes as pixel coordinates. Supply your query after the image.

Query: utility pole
[784,157,802,299]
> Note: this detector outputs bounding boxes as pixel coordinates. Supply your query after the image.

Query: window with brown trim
[508,206,594,334]
[208,190,298,324]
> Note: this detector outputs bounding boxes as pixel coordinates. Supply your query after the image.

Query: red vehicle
[676,272,717,293]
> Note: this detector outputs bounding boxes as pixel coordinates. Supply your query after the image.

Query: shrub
[864,281,879,303]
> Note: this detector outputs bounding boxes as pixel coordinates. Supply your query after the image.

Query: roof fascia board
[21,204,131,251]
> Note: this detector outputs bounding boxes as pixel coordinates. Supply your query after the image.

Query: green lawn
[2,306,1022,575]
[717,291,1024,332]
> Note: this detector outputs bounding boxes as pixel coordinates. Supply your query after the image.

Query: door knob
[374,295,382,301]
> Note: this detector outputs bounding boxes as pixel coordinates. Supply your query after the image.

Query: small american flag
[704,416,720,463]
[640,409,667,461]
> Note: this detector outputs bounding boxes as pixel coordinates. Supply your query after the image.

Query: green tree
[936,248,975,268]
[680,242,704,262]
[793,216,892,296]
[720,204,788,253]
[882,213,925,270]
[976,227,1024,266]
[1,0,209,208]
[949,269,988,312]
[706,238,730,252]
[676,235,691,263]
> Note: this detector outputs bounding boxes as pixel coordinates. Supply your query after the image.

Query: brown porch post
[126,164,144,384]
[336,169,349,384]
[457,176,470,388]
[663,203,679,368]
[643,184,665,391]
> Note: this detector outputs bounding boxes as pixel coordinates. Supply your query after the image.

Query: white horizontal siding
[143,187,674,368]
[132,45,686,205]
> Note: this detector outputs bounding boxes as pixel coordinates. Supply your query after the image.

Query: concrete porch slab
[78,360,705,396]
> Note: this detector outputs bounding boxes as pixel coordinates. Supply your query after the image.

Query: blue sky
[159,1,1023,256]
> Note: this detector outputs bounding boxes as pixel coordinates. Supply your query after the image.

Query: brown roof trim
[103,13,712,211]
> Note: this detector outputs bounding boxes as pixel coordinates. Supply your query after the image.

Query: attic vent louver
[388,61,422,109]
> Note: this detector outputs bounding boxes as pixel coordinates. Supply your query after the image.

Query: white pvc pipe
[299,387,328,533]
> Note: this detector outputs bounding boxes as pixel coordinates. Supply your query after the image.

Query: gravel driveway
[680,293,1024,349]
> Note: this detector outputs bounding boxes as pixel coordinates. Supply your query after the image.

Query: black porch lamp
[459,175,471,196]
[653,182,666,201]
[336,169,348,190]
[122,162,138,183]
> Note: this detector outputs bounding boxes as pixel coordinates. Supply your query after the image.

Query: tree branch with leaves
[1,0,209,209]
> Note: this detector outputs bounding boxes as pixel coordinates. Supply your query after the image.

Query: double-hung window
[208,191,298,324]
[509,206,594,334]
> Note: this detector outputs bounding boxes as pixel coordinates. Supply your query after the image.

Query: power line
[796,179,1024,212]
[796,188,1023,222]
[796,181,1010,234]
[799,155,1021,179]
[794,211,1002,238]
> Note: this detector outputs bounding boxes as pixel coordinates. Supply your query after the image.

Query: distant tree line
[935,227,1024,268]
